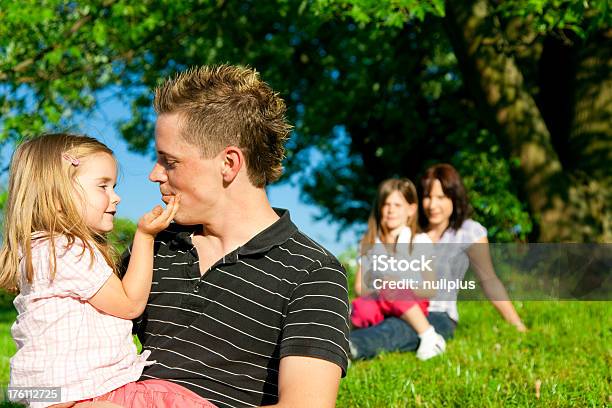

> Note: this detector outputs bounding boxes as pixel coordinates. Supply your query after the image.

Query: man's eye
[160,158,177,168]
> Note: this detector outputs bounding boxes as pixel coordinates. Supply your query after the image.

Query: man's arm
[260,356,341,408]
[274,256,349,407]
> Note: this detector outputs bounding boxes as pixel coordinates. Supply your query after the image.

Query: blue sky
[63,97,363,256]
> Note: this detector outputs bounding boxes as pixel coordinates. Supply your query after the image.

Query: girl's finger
[151,205,164,217]
[143,206,162,224]
[158,194,180,224]
[168,195,181,220]
[145,200,172,225]
[157,196,179,225]
[157,199,176,221]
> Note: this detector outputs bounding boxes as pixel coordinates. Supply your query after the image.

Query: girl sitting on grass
[0,134,215,408]
[351,178,446,360]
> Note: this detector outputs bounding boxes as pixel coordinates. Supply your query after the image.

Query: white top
[10,235,153,407]
[427,219,488,322]
[358,226,433,255]
[358,226,433,282]
[375,226,432,246]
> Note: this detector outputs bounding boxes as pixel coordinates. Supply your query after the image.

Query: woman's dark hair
[420,163,472,231]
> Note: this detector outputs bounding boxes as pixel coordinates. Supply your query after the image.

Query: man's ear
[221,146,244,183]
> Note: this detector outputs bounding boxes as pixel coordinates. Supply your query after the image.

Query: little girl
[351,178,446,360]
[0,134,216,407]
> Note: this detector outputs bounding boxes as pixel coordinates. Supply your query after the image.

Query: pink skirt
[82,379,218,407]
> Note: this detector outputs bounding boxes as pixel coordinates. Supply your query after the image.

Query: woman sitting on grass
[349,164,526,360]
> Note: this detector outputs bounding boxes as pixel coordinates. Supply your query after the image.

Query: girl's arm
[354,261,375,297]
[89,197,180,319]
[467,236,527,332]
[354,264,363,296]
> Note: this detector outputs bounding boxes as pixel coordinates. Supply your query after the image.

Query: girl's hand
[137,194,180,236]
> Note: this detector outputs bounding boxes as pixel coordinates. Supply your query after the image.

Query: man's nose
[149,162,167,183]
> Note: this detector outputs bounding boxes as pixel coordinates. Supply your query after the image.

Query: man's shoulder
[278,229,343,270]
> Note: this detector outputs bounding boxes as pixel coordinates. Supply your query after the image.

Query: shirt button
[193,281,201,293]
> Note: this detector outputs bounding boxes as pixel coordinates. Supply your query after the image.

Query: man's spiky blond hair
[154,65,292,187]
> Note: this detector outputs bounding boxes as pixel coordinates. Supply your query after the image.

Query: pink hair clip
[62,154,80,166]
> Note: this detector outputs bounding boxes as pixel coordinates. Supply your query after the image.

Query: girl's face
[73,152,121,233]
[422,179,453,228]
[380,190,416,232]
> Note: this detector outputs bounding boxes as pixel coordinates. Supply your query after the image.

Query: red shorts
[83,379,217,408]
[351,293,429,328]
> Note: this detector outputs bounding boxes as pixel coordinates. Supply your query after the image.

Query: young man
[124,65,349,408]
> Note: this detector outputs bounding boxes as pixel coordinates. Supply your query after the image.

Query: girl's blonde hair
[360,178,421,255]
[0,133,118,293]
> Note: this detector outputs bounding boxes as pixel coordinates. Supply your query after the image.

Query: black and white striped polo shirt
[122,209,349,408]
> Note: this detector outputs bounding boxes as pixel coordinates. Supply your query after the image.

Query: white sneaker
[348,340,358,360]
[416,326,446,360]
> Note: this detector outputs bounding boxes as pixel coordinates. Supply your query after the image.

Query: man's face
[149,113,223,225]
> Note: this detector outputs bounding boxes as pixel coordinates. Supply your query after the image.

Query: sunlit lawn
[338,301,610,407]
[1,298,610,407]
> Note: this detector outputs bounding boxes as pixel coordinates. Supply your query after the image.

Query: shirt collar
[238,208,297,256]
[168,208,297,256]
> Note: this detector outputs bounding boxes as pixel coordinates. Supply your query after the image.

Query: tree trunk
[564,28,612,241]
[569,29,612,178]
[444,0,574,241]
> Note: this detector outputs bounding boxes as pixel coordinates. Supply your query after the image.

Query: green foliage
[313,0,445,26]
[107,217,137,256]
[313,0,610,35]
[0,0,608,242]
[0,291,13,311]
[494,0,611,38]
[446,128,533,242]
[0,192,6,211]
[337,246,359,298]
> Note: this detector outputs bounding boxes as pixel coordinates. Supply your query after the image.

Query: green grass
[339,301,611,407]
[1,301,610,407]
